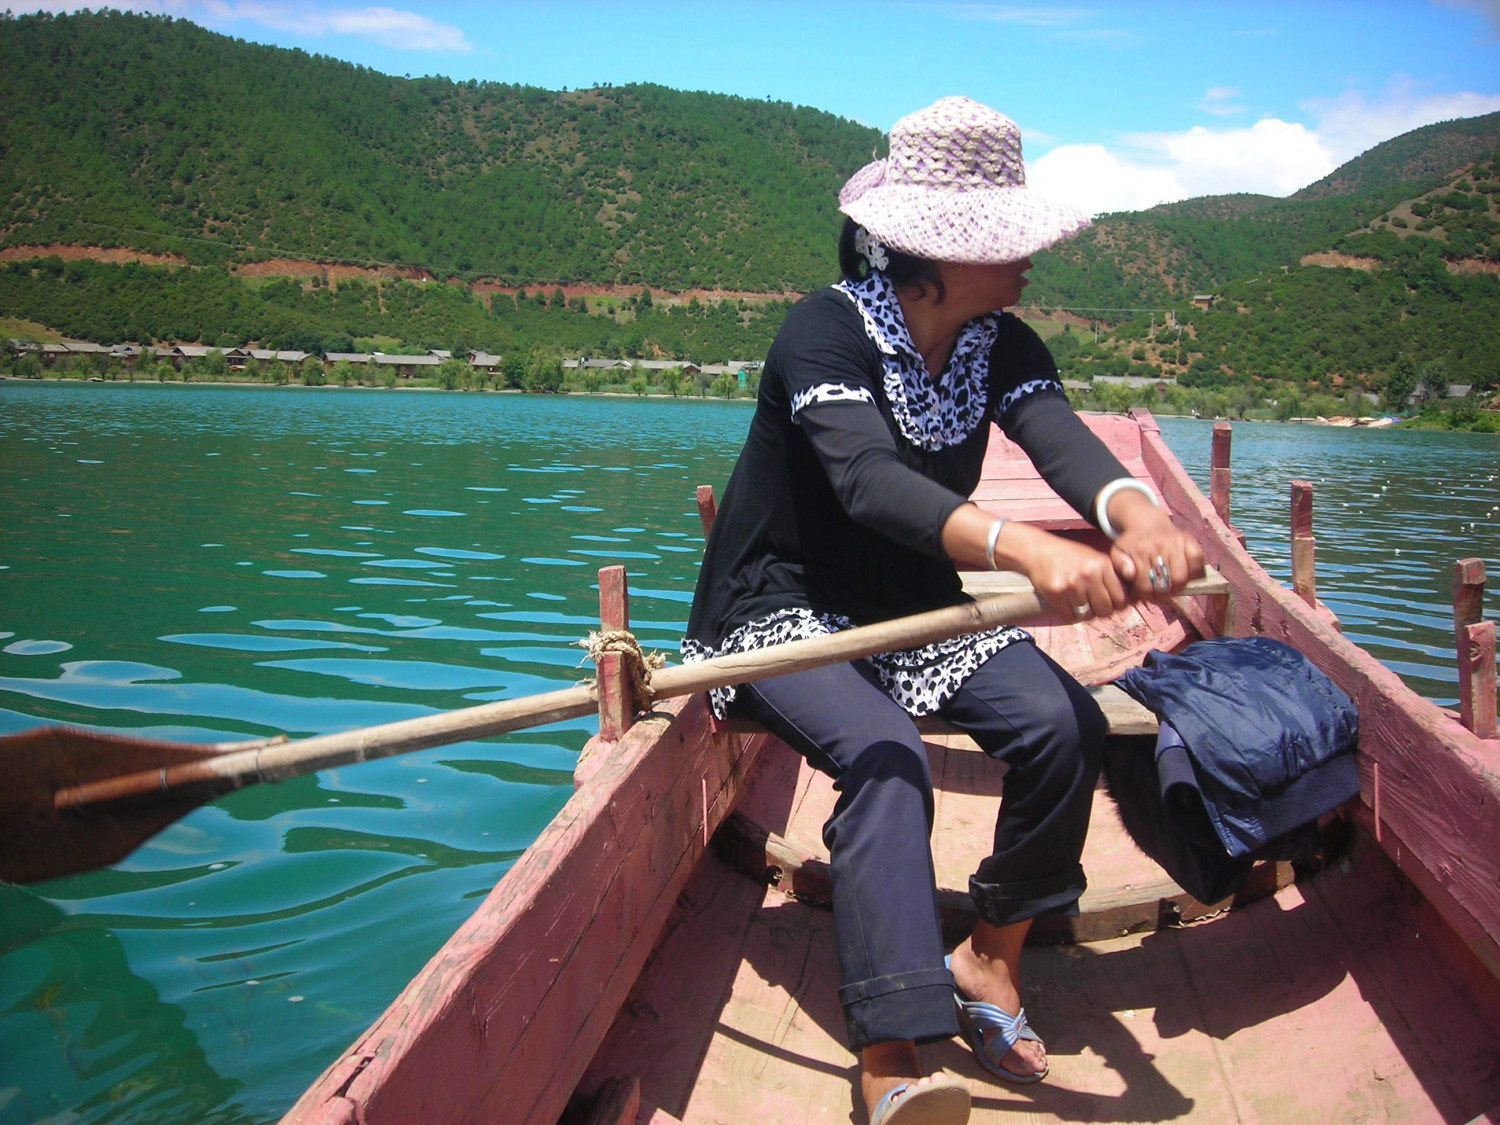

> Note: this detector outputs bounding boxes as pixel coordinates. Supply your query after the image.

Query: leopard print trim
[681,606,1028,719]
[996,377,1065,418]
[791,382,877,418]
[833,272,1000,451]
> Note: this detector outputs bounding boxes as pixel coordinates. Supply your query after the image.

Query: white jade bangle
[985,517,1007,571]
[1095,478,1159,540]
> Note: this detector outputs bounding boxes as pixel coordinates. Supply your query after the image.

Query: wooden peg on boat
[1290,480,1316,609]
[696,483,718,537]
[596,565,635,743]
[1453,558,1497,740]
[695,484,730,736]
[1210,423,1232,523]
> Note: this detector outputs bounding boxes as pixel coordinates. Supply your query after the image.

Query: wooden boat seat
[724,681,1157,739]
[711,564,1285,945]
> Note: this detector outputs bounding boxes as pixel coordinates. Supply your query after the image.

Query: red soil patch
[234,259,435,283]
[0,245,798,302]
[1448,258,1500,275]
[1301,252,1379,271]
[0,244,186,267]
[470,280,799,304]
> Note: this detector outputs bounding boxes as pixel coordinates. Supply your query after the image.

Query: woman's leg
[736,660,962,1114]
[940,641,1106,1079]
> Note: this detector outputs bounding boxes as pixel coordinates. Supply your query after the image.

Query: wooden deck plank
[576,851,768,1116]
[591,857,1500,1124]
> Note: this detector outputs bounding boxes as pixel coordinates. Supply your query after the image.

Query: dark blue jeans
[734,640,1105,1050]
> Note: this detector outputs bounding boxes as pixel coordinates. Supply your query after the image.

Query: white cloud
[943,4,1093,27]
[1200,87,1245,116]
[1032,75,1500,215]
[197,2,471,51]
[1302,75,1500,164]
[14,1,471,52]
[1028,144,1189,217]
[1031,120,1333,216]
[1158,119,1335,196]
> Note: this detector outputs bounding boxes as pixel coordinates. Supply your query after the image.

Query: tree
[524,349,563,392]
[436,356,470,390]
[1384,355,1418,411]
[661,367,683,397]
[1418,358,1450,405]
[501,354,527,387]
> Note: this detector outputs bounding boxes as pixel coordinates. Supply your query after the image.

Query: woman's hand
[1104,491,1205,599]
[1024,531,1132,621]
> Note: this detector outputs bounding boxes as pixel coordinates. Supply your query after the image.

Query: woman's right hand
[1008,522,1130,622]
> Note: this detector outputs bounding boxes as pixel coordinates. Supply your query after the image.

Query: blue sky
[22,1,1500,214]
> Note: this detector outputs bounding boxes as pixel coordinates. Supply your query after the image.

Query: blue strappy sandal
[945,955,1049,1085]
[869,1076,971,1125]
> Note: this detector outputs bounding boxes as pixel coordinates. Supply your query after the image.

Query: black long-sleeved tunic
[682,271,1130,716]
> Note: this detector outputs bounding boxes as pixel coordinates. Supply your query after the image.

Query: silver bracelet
[985,517,1007,571]
[1095,478,1159,540]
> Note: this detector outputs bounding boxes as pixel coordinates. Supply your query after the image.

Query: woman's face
[938,257,1034,315]
[960,255,1032,309]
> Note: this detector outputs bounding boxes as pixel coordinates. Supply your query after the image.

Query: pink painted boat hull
[283,411,1500,1125]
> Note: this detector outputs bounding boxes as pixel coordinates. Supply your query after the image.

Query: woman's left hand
[1106,498,1205,600]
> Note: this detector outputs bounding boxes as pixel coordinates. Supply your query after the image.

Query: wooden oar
[0,575,1226,884]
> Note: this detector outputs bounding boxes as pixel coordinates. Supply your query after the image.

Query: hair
[837,217,946,303]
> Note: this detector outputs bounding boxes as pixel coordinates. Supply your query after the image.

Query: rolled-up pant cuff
[969,864,1086,928]
[836,967,960,1050]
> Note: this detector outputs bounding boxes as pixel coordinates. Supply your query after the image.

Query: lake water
[0,383,1496,1124]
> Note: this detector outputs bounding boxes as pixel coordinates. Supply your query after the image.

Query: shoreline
[5,376,1496,432]
[0,374,755,402]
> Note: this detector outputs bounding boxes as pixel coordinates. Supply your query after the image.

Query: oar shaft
[54,576,1221,812]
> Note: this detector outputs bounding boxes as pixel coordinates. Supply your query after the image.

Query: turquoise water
[0,384,1496,1124]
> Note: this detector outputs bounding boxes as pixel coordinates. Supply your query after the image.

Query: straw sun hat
[839,96,1090,265]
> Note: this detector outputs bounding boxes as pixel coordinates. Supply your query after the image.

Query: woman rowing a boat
[683,96,1204,1125]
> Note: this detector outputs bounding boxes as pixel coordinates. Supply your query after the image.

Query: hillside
[0,10,879,292]
[0,8,1495,417]
[1028,111,1500,312]
[1047,152,1500,417]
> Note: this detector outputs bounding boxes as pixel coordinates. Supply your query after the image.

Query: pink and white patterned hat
[839,96,1090,264]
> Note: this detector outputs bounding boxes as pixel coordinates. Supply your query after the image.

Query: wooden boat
[282,411,1500,1125]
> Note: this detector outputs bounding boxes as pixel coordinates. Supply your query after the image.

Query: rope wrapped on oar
[578,629,667,703]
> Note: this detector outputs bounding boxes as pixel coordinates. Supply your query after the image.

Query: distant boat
[283,411,1500,1125]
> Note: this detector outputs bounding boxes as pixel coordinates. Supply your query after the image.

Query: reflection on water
[0,385,748,1123]
[0,386,1496,1123]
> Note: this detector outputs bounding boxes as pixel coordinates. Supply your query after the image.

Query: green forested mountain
[1029,111,1500,311]
[1048,151,1500,416]
[0,9,878,291]
[1,8,1495,416]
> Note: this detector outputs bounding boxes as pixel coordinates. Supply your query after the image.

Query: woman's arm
[965,389,1204,615]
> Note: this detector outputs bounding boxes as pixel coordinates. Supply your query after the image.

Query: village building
[372,352,442,378]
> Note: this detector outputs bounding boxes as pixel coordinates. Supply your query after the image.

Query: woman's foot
[867,1074,971,1124]
[948,925,1048,1081]
[862,1041,970,1124]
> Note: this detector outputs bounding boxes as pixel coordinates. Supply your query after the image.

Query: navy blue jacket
[1108,637,1360,902]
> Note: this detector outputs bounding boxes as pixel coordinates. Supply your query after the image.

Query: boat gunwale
[280,409,1500,1124]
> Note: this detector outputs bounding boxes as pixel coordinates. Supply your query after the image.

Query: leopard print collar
[835,271,1000,451]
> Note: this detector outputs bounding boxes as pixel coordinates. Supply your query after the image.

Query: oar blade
[0,726,226,885]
